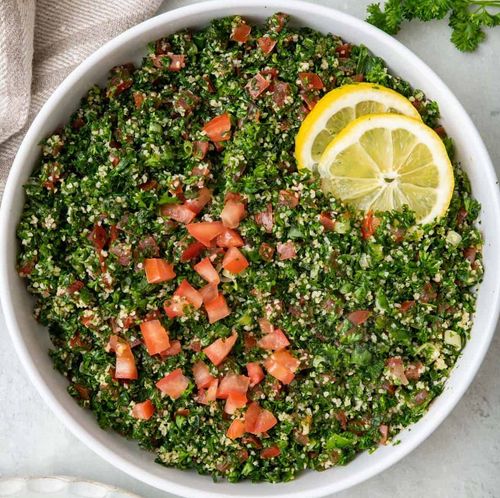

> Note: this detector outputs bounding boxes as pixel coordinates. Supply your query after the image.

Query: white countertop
[1,1,499,497]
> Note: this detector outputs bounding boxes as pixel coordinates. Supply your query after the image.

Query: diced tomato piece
[193,360,215,389]
[260,446,281,459]
[247,362,265,387]
[187,221,225,247]
[255,204,274,233]
[301,92,318,111]
[160,339,181,357]
[88,224,108,251]
[420,282,437,303]
[259,242,275,261]
[379,424,389,445]
[203,330,237,365]
[114,340,138,380]
[361,210,380,239]
[185,187,212,215]
[205,293,231,324]
[133,92,144,109]
[400,300,415,313]
[299,72,324,90]
[319,212,336,231]
[168,54,186,71]
[278,189,299,208]
[277,241,297,260]
[174,279,203,309]
[217,374,250,399]
[227,419,246,439]
[222,247,249,274]
[257,328,290,350]
[347,310,371,325]
[464,247,477,263]
[272,81,290,107]
[216,228,244,248]
[231,22,251,43]
[202,113,232,142]
[199,282,219,304]
[386,357,409,385]
[246,73,271,99]
[335,43,352,58]
[196,378,219,405]
[258,36,277,54]
[140,319,170,355]
[163,296,188,319]
[221,198,246,229]
[180,240,206,262]
[225,392,248,414]
[259,318,274,335]
[161,203,196,224]
[132,400,155,420]
[156,368,189,399]
[263,350,299,385]
[144,258,176,284]
[274,13,288,32]
[244,402,277,435]
[194,257,220,284]
[193,140,210,160]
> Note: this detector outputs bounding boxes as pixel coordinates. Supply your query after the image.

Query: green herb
[366,0,500,51]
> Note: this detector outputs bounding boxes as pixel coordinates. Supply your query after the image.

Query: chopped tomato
[187,221,225,246]
[216,228,244,248]
[156,368,189,399]
[133,92,144,109]
[399,300,415,313]
[255,204,274,233]
[257,36,277,54]
[257,328,290,350]
[244,402,278,435]
[114,339,138,380]
[230,22,251,43]
[278,189,299,208]
[161,203,196,224]
[347,310,371,325]
[277,241,297,260]
[222,247,249,274]
[194,257,220,284]
[420,282,437,303]
[300,91,319,111]
[386,357,409,385]
[193,360,215,389]
[67,280,84,294]
[225,392,248,414]
[259,242,275,261]
[184,187,212,215]
[203,330,237,365]
[261,446,281,459]
[159,339,181,357]
[247,362,265,387]
[263,350,299,385]
[193,140,209,160]
[272,81,290,107]
[246,73,271,99]
[167,54,186,71]
[361,210,380,239]
[319,212,336,231]
[163,296,188,319]
[196,378,219,405]
[180,240,206,262]
[205,293,231,323]
[217,374,250,399]
[299,72,324,90]
[174,279,203,309]
[199,282,219,304]
[144,258,176,284]
[221,197,246,228]
[274,13,288,32]
[259,318,274,335]
[464,247,477,263]
[140,319,170,355]
[405,361,423,381]
[379,424,389,445]
[88,224,108,251]
[353,73,365,82]
[202,113,232,142]
[227,419,246,439]
[335,43,352,58]
[132,400,155,420]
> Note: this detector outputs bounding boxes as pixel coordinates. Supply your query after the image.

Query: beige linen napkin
[0,0,163,191]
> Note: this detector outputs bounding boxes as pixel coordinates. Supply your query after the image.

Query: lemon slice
[295,83,421,171]
[318,114,454,224]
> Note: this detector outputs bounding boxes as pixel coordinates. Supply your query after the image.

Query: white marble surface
[1,1,499,497]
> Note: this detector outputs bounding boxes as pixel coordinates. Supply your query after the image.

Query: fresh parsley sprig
[366,0,500,51]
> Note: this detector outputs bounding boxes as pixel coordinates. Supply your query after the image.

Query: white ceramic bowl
[1,1,499,497]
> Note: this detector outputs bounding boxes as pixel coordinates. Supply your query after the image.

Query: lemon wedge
[318,114,454,225]
[295,83,421,171]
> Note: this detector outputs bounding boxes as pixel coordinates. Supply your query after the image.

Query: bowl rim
[1,1,499,497]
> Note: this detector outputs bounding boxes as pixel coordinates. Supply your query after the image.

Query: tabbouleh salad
[17,14,483,483]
